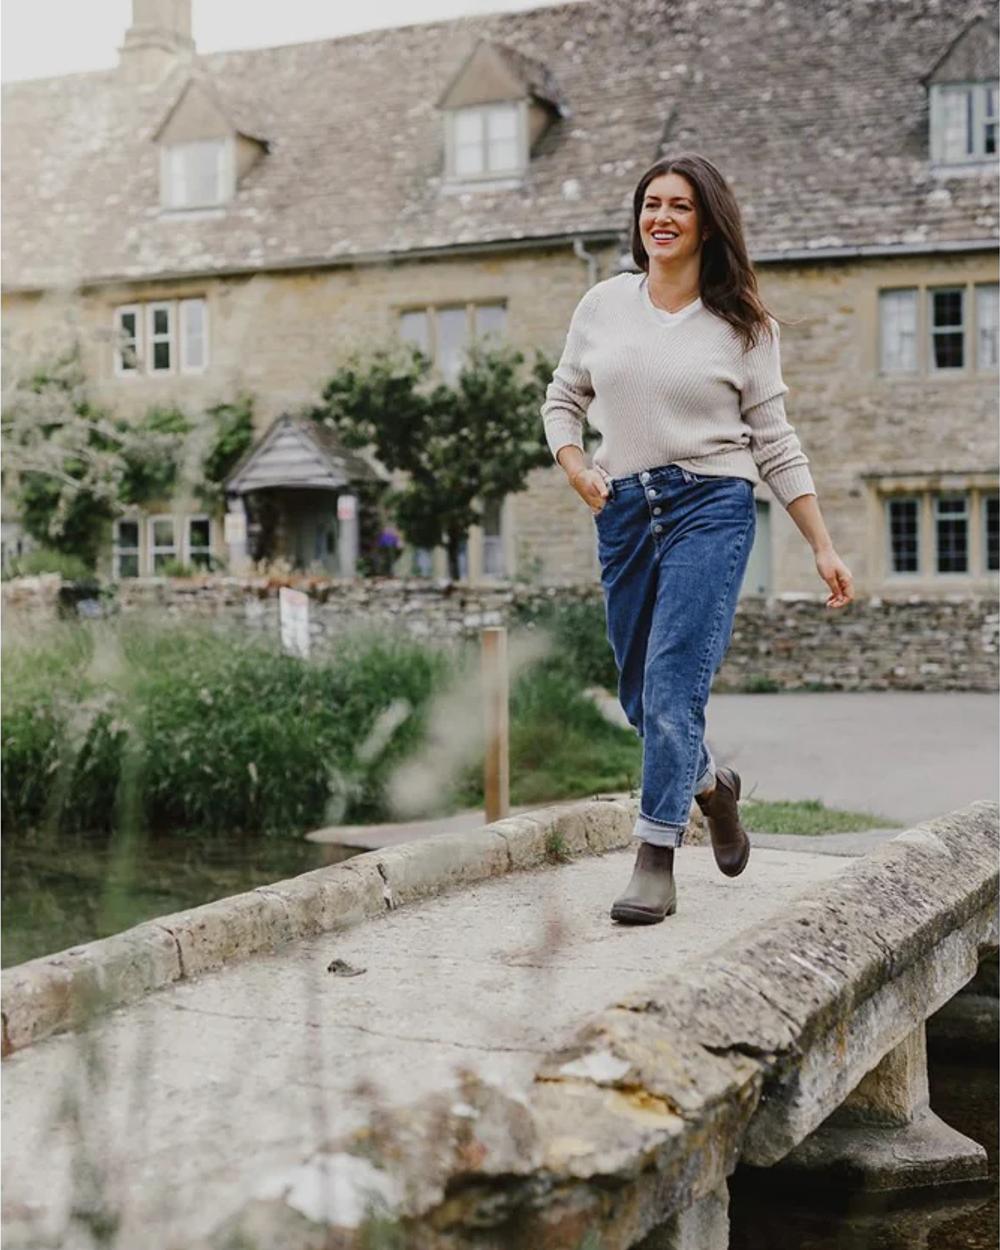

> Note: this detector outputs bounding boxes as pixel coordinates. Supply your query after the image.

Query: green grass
[741,797,903,835]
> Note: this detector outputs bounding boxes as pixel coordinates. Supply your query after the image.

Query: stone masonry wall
[4,576,997,692]
[4,247,997,595]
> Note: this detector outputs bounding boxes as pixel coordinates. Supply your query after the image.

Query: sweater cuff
[544,417,585,464]
[765,463,817,510]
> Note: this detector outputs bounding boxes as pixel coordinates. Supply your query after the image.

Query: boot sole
[610,900,677,925]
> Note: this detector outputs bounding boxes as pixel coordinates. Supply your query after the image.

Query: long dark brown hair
[629,154,780,353]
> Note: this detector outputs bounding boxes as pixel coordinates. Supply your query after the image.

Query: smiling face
[638,171,709,267]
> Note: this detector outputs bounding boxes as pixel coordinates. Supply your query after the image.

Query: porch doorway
[282,489,341,575]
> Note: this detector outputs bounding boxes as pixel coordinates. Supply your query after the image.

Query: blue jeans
[594,463,757,848]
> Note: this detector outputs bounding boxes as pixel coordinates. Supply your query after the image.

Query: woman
[540,153,854,925]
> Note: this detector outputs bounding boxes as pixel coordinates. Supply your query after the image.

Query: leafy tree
[4,344,259,570]
[119,406,191,506]
[198,394,256,507]
[312,338,557,579]
[3,347,130,566]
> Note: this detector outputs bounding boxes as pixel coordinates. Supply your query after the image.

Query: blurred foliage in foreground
[2,615,641,838]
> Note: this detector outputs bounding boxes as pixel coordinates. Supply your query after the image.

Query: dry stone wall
[4,575,997,692]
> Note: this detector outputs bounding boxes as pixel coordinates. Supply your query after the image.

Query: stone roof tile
[2,0,997,290]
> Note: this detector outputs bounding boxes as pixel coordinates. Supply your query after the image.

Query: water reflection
[2,827,359,967]
[729,1052,997,1249]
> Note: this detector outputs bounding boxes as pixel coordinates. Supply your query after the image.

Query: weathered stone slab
[763,1021,988,1191]
[374,830,512,904]
[1,795,640,1054]
[1,923,181,1055]
[770,1105,987,1191]
[198,800,997,1249]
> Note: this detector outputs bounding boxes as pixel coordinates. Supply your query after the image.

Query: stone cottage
[2,0,997,597]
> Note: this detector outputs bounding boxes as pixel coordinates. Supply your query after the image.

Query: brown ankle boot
[610,842,677,924]
[695,766,750,877]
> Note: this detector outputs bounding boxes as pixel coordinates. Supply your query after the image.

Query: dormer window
[449,103,525,178]
[161,138,234,209]
[437,39,565,188]
[932,83,998,163]
[153,75,268,213]
[923,13,999,167]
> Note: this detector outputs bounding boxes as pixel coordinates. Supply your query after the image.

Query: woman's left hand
[816,547,854,609]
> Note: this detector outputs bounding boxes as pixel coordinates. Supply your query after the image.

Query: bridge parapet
[201,799,998,1250]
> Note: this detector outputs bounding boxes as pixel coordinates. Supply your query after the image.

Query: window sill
[876,369,991,381]
[883,573,999,584]
[439,175,526,195]
[156,206,229,221]
[113,368,208,380]
[928,160,997,179]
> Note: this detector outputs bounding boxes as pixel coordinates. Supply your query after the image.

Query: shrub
[2,618,641,839]
[2,548,94,581]
[511,598,617,689]
[2,621,455,837]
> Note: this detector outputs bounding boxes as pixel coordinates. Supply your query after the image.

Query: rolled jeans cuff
[634,813,687,848]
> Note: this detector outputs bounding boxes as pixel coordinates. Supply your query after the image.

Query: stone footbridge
[2,795,997,1249]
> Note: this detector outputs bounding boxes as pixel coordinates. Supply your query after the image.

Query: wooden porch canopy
[224,415,384,494]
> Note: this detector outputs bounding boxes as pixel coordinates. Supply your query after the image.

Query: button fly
[646,488,657,498]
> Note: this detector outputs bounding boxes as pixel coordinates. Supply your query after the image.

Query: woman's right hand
[570,467,611,514]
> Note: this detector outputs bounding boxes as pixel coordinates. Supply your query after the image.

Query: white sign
[337,494,357,521]
[279,586,311,659]
[224,510,247,544]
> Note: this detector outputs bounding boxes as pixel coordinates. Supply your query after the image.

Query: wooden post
[481,626,509,823]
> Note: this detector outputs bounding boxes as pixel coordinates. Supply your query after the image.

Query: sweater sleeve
[540,287,598,464]
[740,319,817,509]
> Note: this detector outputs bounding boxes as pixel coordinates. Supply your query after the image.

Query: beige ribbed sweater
[540,271,817,509]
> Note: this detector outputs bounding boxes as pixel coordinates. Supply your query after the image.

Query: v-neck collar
[639,273,704,325]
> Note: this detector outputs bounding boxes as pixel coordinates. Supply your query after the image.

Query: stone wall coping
[1,793,637,1056]
[3,573,997,607]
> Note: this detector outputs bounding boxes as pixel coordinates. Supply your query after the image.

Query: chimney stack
[118,0,195,84]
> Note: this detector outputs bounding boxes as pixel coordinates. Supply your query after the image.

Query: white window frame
[877,283,1000,377]
[975,283,999,372]
[160,138,235,210]
[885,495,921,576]
[149,514,178,574]
[185,514,212,569]
[984,83,999,156]
[397,301,506,380]
[878,288,918,375]
[445,101,527,181]
[112,516,143,579]
[985,493,1000,573]
[927,286,966,373]
[113,298,208,377]
[179,297,208,373]
[146,301,176,374]
[481,495,506,578]
[399,309,431,360]
[930,81,1000,164]
[113,304,144,378]
[933,492,970,575]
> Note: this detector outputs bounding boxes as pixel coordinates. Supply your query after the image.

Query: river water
[728,1046,997,1249]
[1,827,347,968]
